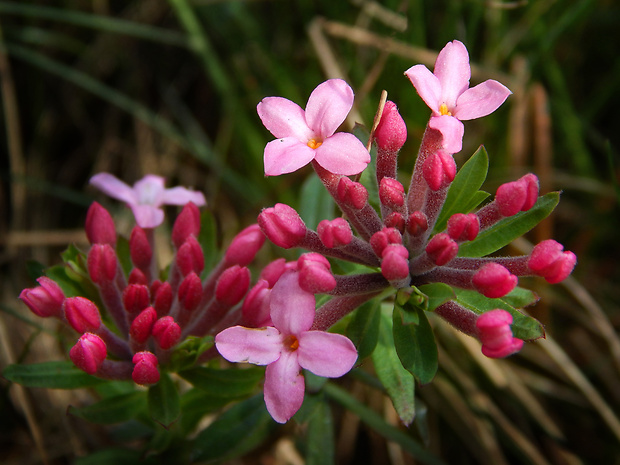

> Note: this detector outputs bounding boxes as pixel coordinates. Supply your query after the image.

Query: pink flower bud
[171,202,201,249]
[259,258,297,288]
[379,177,405,208]
[425,233,458,266]
[381,244,410,281]
[258,203,307,249]
[297,253,337,294]
[128,268,148,285]
[528,240,577,284]
[370,228,402,257]
[242,280,273,328]
[476,310,524,358]
[176,236,204,277]
[374,101,407,152]
[225,224,266,266]
[472,263,517,298]
[407,211,428,236]
[337,177,368,210]
[178,272,203,311]
[153,281,173,316]
[152,316,181,350]
[85,202,116,246]
[132,351,160,385]
[64,297,101,333]
[384,212,405,233]
[19,277,65,318]
[70,333,107,375]
[447,213,480,242]
[129,226,152,270]
[129,306,157,344]
[215,265,251,306]
[423,150,456,191]
[495,174,539,217]
[317,218,353,248]
[87,244,117,284]
[123,284,150,315]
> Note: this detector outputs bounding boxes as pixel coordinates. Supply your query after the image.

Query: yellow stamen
[307,139,323,149]
[284,335,299,351]
[439,103,452,116]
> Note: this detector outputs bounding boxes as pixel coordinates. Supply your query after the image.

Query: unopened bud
[132,351,160,385]
[407,211,428,236]
[423,150,456,191]
[129,226,152,270]
[374,101,407,152]
[215,265,251,306]
[297,253,336,294]
[496,174,539,217]
[425,233,458,266]
[85,202,116,246]
[130,307,157,344]
[528,240,577,284]
[370,228,402,257]
[317,218,353,248]
[176,236,204,277]
[337,177,368,210]
[70,333,107,375]
[178,272,203,311]
[447,213,480,242]
[379,177,405,208]
[242,280,272,328]
[153,281,173,316]
[19,277,65,318]
[258,203,307,249]
[384,212,405,233]
[171,202,201,249]
[123,284,150,315]
[128,268,148,285]
[381,244,410,281]
[260,258,297,288]
[87,244,117,284]
[472,263,517,298]
[225,224,265,266]
[152,316,181,350]
[64,297,101,333]
[476,309,524,358]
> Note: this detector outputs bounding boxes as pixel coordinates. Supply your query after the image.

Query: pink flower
[90,173,206,229]
[405,40,511,153]
[215,270,358,423]
[476,310,524,358]
[257,79,370,176]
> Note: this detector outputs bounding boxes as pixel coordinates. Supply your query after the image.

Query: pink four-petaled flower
[90,173,206,229]
[215,270,358,423]
[405,40,512,153]
[257,79,370,176]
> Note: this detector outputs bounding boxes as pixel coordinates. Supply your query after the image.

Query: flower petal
[270,270,315,335]
[433,40,471,109]
[215,326,283,365]
[90,173,137,205]
[129,204,165,229]
[264,351,305,423]
[428,115,464,154]
[257,97,314,142]
[305,79,354,138]
[160,187,207,207]
[297,331,357,378]
[404,64,441,114]
[313,132,370,175]
[454,80,512,120]
[264,137,316,176]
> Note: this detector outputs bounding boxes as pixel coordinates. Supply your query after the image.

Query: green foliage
[68,391,147,425]
[346,297,381,359]
[178,365,264,398]
[148,373,181,428]
[2,361,105,389]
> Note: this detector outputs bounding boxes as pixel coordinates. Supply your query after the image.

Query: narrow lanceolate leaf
[346,298,381,360]
[199,209,219,271]
[68,391,147,424]
[178,366,264,398]
[3,361,105,389]
[305,397,335,465]
[148,373,180,428]
[371,308,415,426]
[458,192,560,257]
[417,283,456,312]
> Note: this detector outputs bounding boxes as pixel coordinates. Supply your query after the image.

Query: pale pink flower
[405,40,511,153]
[257,79,370,176]
[90,173,206,229]
[215,270,358,423]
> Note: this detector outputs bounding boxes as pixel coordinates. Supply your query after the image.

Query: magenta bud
[407,211,429,236]
[472,263,518,298]
[258,203,307,249]
[495,174,539,217]
[259,258,297,288]
[123,284,150,315]
[476,310,524,358]
[447,213,480,242]
[379,177,405,208]
[422,150,456,191]
[153,281,173,316]
[19,276,65,318]
[317,218,353,248]
[132,351,160,385]
[297,253,337,294]
[129,226,152,270]
[384,212,406,233]
[528,240,577,284]
[70,333,107,375]
[374,101,407,152]
[152,316,181,350]
[242,280,273,328]
[215,265,251,306]
[64,297,101,333]
[337,177,368,210]
[370,228,402,257]
[425,233,458,266]
[130,306,157,344]
[225,224,266,266]
[128,268,148,285]
[381,244,410,281]
[178,272,203,311]
[87,244,117,284]
[171,202,201,249]
[85,202,116,246]
[176,235,205,277]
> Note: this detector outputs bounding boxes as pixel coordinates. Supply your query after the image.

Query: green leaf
[371,308,415,425]
[305,397,335,465]
[168,335,213,372]
[458,192,560,257]
[148,373,180,428]
[346,298,381,359]
[179,388,236,434]
[299,174,336,230]
[74,448,158,465]
[392,304,438,385]
[198,209,219,272]
[191,394,276,462]
[68,391,147,424]
[115,236,133,278]
[398,284,456,313]
[178,366,264,398]
[3,361,105,389]
[435,146,490,232]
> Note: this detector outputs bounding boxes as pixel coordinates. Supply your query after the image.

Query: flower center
[439,103,452,116]
[307,139,323,149]
[283,335,299,352]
